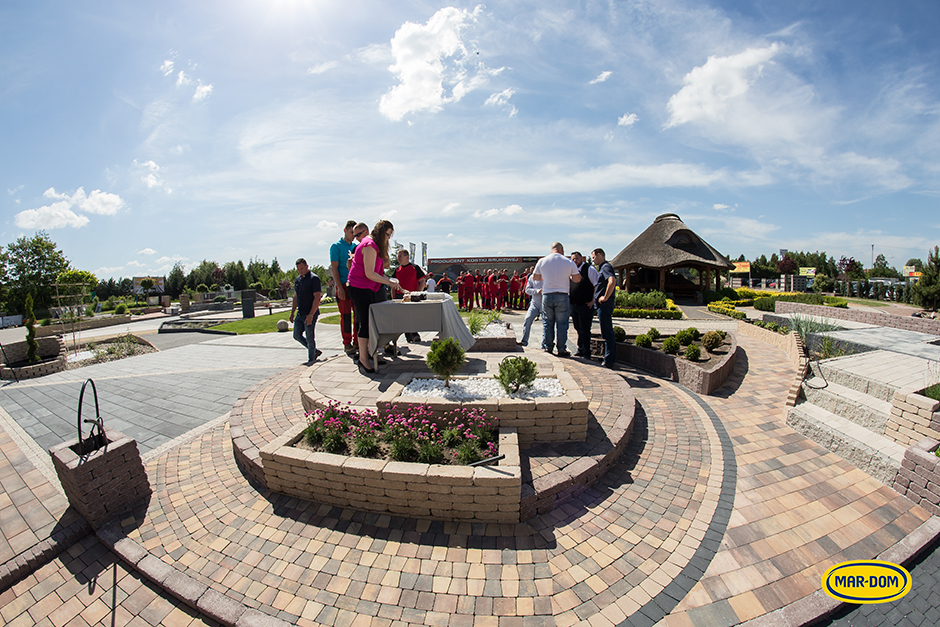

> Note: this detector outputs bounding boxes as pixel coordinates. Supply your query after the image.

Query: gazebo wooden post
[659,268,666,292]
[715,271,720,291]
[704,269,710,294]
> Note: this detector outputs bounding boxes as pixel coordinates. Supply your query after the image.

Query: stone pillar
[49,427,152,530]
[179,294,191,312]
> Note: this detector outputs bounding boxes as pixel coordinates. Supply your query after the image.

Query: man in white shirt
[425,272,436,293]
[532,242,580,356]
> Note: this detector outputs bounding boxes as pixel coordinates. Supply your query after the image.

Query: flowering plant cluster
[302,401,498,465]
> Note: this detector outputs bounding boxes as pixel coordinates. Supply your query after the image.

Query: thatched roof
[610,213,734,271]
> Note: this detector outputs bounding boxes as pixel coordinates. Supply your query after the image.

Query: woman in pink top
[347,219,399,373]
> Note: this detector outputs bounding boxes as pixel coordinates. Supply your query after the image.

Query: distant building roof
[610,213,734,271]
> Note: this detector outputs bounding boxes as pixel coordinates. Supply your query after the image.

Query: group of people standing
[454,269,530,311]
[523,243,618,369]
[293,220,619,374]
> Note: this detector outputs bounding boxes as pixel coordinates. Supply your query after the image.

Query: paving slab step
[800,377,892,433]
[809,356,900,403]
[787,401,905,485]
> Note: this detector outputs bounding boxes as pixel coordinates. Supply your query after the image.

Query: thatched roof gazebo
[610,213,734,296]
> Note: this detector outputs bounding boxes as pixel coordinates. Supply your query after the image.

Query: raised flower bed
[0,336,67,380]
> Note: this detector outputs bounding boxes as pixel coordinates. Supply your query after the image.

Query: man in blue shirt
[290,258,322,365]
[591,248,618,368]
[330,220,359,355]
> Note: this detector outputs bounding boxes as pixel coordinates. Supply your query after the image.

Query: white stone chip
[402,376,563,400]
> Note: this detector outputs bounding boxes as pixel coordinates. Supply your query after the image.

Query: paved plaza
[1,312,939,626]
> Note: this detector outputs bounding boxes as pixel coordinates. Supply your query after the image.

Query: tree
[56,269,98,312]
[118,277,134,297]
[837,256,865,280]
[140,278,155,300]
[24,294,38,363]
[776,255,798,275]
[905,258,924,273]
[913,246,940,311]
[0,231,70,315]
[165,262,186,297]
[211,266,226,292]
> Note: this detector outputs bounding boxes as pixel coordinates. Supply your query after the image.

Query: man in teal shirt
[330,220,359,354]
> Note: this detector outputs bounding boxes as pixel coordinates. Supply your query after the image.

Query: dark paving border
[618,387,738,627]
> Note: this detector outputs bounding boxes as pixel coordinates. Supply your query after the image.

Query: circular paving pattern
[124,355,731,627]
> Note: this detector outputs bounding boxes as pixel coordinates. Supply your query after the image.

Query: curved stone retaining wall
[775,301,940,335]
[36,315,133,337]
[260,426,522,523]
[0,336,67,380]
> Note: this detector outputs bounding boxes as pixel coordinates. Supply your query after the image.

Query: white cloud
[380,6,502,121]
[134,159,165,189]
[618,113,638,127]
[712,203,736,212]
[589,71,612,84]
[317,220,339,230]
[138,248,156,255]
[472,204,525,219]
[484,88,517,116]
[443,202,460,214]
[665,44,781,128]
[16,186,125,229]
[354,44,391,64]
[156,255,187,264]
[126,260,144,267]
[7,184,24,195]
[193,81,213,101]
[176,70,191,87]
[307,61,339,75]
[160,60,174,76]
[15,204,89,229]
[96,266,124,275]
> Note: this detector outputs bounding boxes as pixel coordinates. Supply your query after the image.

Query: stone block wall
[0,336,67,380]
[373,373,589,449]
[49,428,152,529]
[893,438,940,517]
[260,425,522,523]
[776,301,940,335]
[887,390,940,447]
[468,323,518,352]
[36,315,133,337]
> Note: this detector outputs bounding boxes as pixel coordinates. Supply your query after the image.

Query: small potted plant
[426,337,466,387]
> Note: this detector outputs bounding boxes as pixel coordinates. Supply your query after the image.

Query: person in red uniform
[392,249,426,341]
[462,271,474,311]
[474,270,484,308]
[497,269,509,309]
[485,270,496,309]
[509,271,520,309]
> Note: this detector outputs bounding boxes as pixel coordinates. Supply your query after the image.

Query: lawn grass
[213,307,338,334]
[839,297,893,308]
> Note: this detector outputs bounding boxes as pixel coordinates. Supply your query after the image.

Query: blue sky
[2,0,939,280]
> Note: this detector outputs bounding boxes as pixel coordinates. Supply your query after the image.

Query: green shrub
[495,356,538,394]
[417,440,444,464]
[114,303,127,315]
[707,302,746,319]
[196,283,209,293]
[612,308,683,320]
[635,334,652,348]
[701,331,723,352]
[613,326,627,343]
[213,295,227,303]
[426,337,466,387]
[676,329,694,346]
[24,294,39,363]
[353,433,379,457]
[662,336,680,354]
[486,309,502,323]
[40,317,52,326]
[467,310,487,335]
[615,289,668,310]
[390,437,417,462]
[685,344,701,360]
[703,287,740,304]
[648,327,660,340]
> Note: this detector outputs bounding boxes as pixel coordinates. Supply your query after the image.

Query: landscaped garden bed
[592,326,738,395]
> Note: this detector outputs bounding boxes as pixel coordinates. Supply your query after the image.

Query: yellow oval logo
[822,560,912,603]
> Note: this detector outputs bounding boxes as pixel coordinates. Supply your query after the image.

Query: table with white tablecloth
[367,295,475,370]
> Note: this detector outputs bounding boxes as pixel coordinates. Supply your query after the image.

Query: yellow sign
[822,560,911,604]
[732,262,751,272]
[903,265,916,276]
[799,267,816,277]
[911,272,922,277]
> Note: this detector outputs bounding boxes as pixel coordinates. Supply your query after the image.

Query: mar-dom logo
[822,560,912,603]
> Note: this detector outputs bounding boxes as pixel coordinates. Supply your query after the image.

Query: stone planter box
[893,437,940,517]
[260,426,522,523]
[591,332,738,395]
[0,336,67,380]
[48,427,152,529]
[375,372,589,448]
[468,322,518,352]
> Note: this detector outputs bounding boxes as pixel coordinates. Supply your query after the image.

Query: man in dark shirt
[392,249,426,341]
[437,273,453,294]
[591,248,618,368]
[290,258,322,364]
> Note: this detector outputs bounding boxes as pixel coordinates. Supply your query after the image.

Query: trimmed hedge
[707,303,746,319]
[612,308,683,320]
[753,293,848,311]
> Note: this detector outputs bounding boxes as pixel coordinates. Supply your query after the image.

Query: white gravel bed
[66,350,94,363]
[402,376,564,400]
[472,322,509,338]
